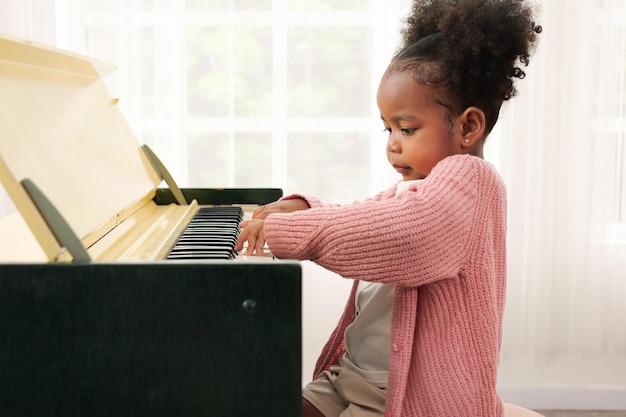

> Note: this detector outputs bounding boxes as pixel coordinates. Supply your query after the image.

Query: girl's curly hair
[392,0,542,135]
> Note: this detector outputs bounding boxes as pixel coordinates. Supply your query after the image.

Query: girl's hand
[235,218,266,256]
[251,198,310,219]
[236,198,309,256]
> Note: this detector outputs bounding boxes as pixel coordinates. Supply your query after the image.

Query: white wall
[301,261,352,384]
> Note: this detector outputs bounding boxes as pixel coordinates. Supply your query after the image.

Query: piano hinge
[21,178,91,263]
[140,144,188,206]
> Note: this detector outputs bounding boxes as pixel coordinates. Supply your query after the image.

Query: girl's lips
[394,165,411,175]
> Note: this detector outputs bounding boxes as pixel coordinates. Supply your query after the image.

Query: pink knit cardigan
[264,154,507,417]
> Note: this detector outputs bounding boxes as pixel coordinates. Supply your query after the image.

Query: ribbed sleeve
[266,155,485,285]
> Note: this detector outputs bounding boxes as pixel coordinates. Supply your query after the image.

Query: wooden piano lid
[0,33,164,262]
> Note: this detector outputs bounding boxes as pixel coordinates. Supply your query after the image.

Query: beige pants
[302,363,386,417]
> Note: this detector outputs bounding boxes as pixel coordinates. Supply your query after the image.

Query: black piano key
[180,228,240,234]
[170,244,234,251]
[166,206,244,260]
[166,253,236,260]
[175,237,237,243]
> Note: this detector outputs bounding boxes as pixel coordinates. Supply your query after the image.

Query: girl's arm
[236,186,400,255]
[278,185,399,210]
[264,155,504,287]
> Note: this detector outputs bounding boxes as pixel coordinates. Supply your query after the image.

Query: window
[71,0,411,204]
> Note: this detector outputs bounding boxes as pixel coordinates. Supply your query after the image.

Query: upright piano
[0,33,302,417]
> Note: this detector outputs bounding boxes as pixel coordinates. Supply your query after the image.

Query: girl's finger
[255,232,265,256]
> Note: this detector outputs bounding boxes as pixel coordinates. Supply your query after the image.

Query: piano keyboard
[166,206,243,260]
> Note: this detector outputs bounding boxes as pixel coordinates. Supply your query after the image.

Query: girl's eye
[382,127,392,134]
[401,128,416,135]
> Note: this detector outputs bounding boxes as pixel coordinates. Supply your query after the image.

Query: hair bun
[394,0,541,135]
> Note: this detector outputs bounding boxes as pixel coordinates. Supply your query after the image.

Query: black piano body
[0,261,302,417]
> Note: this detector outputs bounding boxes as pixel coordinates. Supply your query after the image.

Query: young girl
[235,0,541,416]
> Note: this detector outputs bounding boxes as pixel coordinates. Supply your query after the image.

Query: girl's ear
[460,106,486,149]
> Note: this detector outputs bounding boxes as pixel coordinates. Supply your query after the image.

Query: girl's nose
[387,132,401,153]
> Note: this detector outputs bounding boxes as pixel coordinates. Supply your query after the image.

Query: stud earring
[464,138,471,144]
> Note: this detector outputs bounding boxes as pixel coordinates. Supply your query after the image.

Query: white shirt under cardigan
[342,180,422,389]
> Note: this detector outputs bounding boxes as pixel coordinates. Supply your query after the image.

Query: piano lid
[0,33,164,261]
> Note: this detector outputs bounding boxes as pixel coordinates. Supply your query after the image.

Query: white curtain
[494,0,626,407]
[0,0,625,407]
